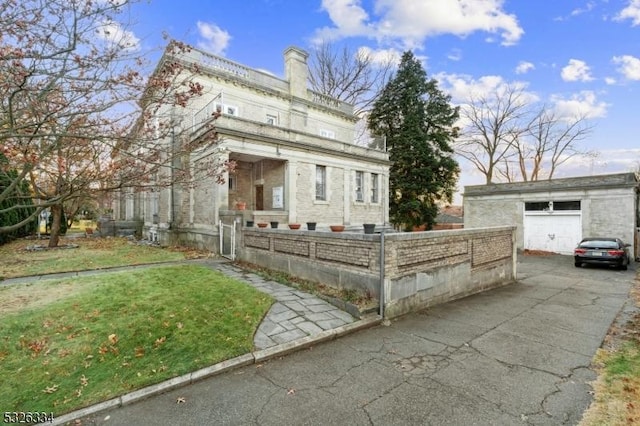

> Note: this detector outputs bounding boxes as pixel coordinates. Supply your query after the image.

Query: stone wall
[238,226,516,319]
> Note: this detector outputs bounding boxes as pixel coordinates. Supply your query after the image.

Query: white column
[343,167,351,225]
[214,149,230,226]
[286,160,297,223]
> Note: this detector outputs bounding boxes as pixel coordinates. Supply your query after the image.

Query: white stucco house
[463,172,639,256]
[113,42,391,250]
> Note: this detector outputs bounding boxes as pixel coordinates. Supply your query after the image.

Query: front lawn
[0,237,190,279]
[0,264,273,416]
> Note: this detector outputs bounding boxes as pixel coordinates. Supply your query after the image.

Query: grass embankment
[0,264,273,415]
[580,278,640,425]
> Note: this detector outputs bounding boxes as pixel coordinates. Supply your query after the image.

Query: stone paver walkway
[207,262,356,349]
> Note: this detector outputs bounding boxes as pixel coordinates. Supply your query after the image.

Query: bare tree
[0,0,221,246]
[308,42,394,146]
[456,84,530,184]
[457,85,596,183]
[520,109,593,180]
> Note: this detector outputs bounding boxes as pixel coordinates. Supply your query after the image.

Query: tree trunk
[48,204,62,248]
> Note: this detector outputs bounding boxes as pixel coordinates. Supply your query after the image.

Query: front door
[255,185,264,210]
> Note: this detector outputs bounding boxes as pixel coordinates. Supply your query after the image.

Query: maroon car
[574,237,631,270]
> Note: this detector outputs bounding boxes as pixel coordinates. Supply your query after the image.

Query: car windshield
[579,240,619,249]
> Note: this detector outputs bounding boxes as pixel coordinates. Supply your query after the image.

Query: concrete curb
[49,315,382,426]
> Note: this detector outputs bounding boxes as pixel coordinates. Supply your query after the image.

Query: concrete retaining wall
[238,226,516,318]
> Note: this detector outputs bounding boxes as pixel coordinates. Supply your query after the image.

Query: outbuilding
[463,172,639,257]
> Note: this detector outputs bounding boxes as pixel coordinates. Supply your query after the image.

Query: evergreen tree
[0,153,37,244]
[368,51,460,231]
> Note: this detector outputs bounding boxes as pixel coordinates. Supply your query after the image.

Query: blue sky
[118,0,640,189]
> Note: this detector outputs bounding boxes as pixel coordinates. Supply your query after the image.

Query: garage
[463,173,639,258]
[523,201,582,254]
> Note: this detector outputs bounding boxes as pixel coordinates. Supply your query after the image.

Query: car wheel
[574,262,581,268]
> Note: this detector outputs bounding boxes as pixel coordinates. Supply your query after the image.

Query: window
[228,175,237,191]
[215,103,239,117]
[355,171,364,202]
[371,173,379,203]
[316,166,326,201]
[266,114,278,125]
[525,200,581,211]
[319,129,335,139]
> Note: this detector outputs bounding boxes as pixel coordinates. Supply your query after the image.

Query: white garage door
[523,213,582,255]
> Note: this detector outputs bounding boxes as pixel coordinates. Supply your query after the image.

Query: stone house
[113,43,390,250]
[463,172,639,256]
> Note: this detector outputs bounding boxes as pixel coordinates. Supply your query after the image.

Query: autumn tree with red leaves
[0,0,223,247]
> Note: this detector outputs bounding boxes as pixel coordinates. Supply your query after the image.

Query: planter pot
[330,225,345,232]
[288,224,301,230]
[412,224,427,232]
[235,202,246,210]
[363,223,375,234]
[270,221,279,229]
[306,222,316,231]
[246,221,254,227]
[257,223,268,228]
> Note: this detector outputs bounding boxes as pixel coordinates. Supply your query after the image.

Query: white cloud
[615,0,640,26]
[561,59,594,82]
[447,49,463,61]
[613,55,640,80]
[551,91,608,120]
[515,61,534,74]
[436,73,537,105]
[315,0,524,48]
[605,76,617,85]
[196,22,231,55]
[571,2,595,16]
[357,46,402,66]
[95,20,140,51]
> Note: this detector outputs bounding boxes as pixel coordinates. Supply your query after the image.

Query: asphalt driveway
[77,254,636,426]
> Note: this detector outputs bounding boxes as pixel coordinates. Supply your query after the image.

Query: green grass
[0,265,273,415]
[604,341,640,380]
[0,237,187,279]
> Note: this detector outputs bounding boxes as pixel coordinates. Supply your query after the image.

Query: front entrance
[255,185,264,211]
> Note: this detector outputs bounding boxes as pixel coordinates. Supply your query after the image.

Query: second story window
[371,173,379,203]
[316,165,326,201]
[215,103,239,117]
[319,129,335,139]
[355,171,364,202]
[266,114,278,125]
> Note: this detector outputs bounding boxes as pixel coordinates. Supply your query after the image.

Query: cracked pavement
[79,254,636,426]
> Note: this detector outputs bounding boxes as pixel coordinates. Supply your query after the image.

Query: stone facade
[464,173,639,256]
[114,43,390,251]
[239,226,516,319]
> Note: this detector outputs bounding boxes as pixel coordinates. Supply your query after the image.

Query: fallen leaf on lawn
[154,336,166,347]
[108,334,118,345]
[80,374,88,386]
[135,346,145,357]
[43,385,59,394]
[176,397,186,404]
[287,388,295,395]
[176,322,184,329]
